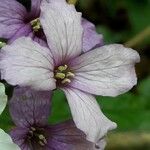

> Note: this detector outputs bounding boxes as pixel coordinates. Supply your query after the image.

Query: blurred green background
[0,0,150,149]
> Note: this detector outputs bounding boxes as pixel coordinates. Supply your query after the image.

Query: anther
[31,127,36,131]
[55,72,66,79]
[61,78,71,84]
[30,18,41,32]
[58,65,68,72]
[39,141,45,146]
[66,72,75,78]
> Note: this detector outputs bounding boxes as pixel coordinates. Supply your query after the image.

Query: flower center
[54,64,75,85]
[30,18,41,32]
[27,127,47,147]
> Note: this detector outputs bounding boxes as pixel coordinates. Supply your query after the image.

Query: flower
[0,83,20,150]
[0,0,140,143]
[0,0,103,50]
[9,87,105,150]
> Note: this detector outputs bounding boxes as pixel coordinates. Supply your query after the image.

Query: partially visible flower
[0,0,103,49]
[0,0,140,144]
[0,83,20,150]
[9,87,105,150]
[0,0,46,46]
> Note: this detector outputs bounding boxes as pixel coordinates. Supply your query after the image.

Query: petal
[9,87,51,127]
[40,0,83,65]
[31,0,42,17]
[0,129,20,150]
[10,127,30,150]
[0,0,27,39]
[8,24,47,47]
[82,18,104,52]
[0,37,56,90]
[0,83,7,115]
[47,120,96,150]
[69,44,140,96]
[62,88,117,143]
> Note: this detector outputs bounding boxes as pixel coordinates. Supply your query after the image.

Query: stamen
[31,127,36,131]
[61,78,71,84]
[39,141,45,146]
[38,134,47,144]
[66,72,75,78]
[58,65,68,72]
[55,72,66,79]
[30,18,41,32]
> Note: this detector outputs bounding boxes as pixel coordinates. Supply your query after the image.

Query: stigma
[30,18,41,32]
[55,65,75,84]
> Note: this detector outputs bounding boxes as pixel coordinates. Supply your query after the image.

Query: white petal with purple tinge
[40,0,83,65]
[0,37,55,90]
[69,44,140,96]
[63,88,117,143]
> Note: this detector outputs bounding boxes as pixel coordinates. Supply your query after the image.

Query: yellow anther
[58,65,68,72]
[66,72,75,78]
[61,78,71,84]
[30,18,41,32]
[0,41,6,48]
[55,72,66,79]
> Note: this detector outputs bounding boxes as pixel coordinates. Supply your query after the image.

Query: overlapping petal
[47,120,96,150]
[0,129,21,150]
[0,0,27,39]
[82,18,104,52]
[40,0,83,65]
[31,0,42,17]
[69,44,140,96]
[9,87,51,127]
[0,37,55,90]
[63,88,117,143]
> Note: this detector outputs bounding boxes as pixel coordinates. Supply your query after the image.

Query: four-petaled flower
[9,87,106,150]
[0,0,140,144]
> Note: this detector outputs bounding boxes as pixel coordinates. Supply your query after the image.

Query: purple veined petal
[8,24,47,47]
[40,0,83,66]
[10,127,30,150]
[46,120,98,150]
[8,24,32,44]
[62,88,117,143]
[69,44,140,97]
[9,87,51,128]
[82,18,104,52]
[0,37,56,90]
[0,0,27,39]
[31,0,43,17]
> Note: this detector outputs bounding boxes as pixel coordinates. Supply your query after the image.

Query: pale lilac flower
[0,0,140,143]
[9,87,105,150]
[0,0,103,50]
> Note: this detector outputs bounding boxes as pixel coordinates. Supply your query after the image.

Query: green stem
[125,26,150,48]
